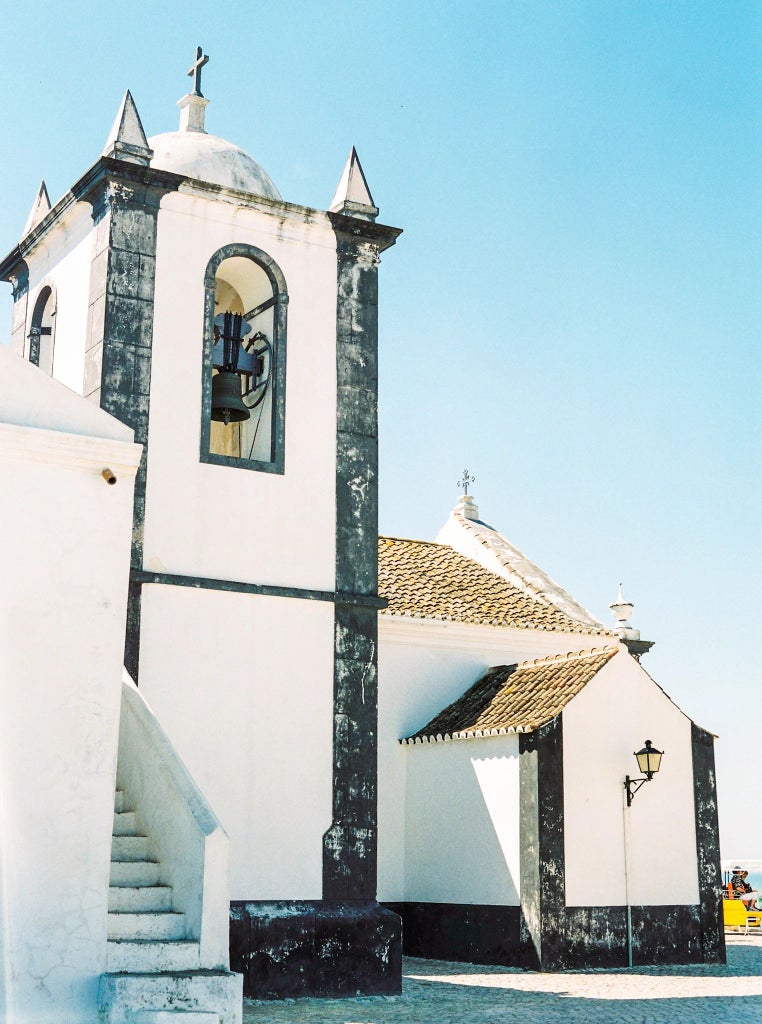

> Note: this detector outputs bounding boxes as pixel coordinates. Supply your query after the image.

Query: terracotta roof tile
[453,512,604,629]
[378,537,611,635]
[403,646,619,742]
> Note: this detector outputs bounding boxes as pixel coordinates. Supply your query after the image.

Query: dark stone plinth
[230,900,401,998]
[385,902,534,968]
[631,904,703,965]
[386,901,708,971]
[564,906,627,967]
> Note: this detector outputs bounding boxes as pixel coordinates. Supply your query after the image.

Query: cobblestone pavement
[242,935,762,1024]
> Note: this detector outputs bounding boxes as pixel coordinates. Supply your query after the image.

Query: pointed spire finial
[102,90,153,166]
[330,147,379,221]
[21,180,51,237]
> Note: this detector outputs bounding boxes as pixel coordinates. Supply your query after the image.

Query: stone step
[98,970,242,1024]
[112,835,153,861]
[106,940,201,973]
[109,885,173,913]
[113,810,138,835]
[114,790,125,813]
[110,861,161,888]
[108,911,186,941]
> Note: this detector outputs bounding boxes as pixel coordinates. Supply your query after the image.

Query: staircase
[98,768,241,1023]
[107,789,201,974]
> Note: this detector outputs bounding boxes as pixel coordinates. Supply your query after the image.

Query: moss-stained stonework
[320,213,401,990]
[691,723,725,963]
[230,901,401,998]
[75,160,180,677]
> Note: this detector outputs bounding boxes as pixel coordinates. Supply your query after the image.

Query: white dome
[148,131,281,200]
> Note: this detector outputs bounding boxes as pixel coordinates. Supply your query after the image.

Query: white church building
[0,53,723,1024]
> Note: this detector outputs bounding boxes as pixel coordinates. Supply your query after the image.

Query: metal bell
[211,371,250,424]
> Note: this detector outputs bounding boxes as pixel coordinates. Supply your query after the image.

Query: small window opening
[29,286,56,375]
[202,248,286,472]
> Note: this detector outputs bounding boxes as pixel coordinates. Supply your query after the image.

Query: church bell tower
[0,51,402,997]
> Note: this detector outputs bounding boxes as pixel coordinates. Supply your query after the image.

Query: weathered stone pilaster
[692,722,725,963]
[324,216,400,899]
[520,715,566,970]
[78,162,178,678]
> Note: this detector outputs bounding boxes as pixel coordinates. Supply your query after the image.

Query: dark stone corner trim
[691,722,726,964]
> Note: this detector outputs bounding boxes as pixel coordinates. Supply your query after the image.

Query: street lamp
[624,740,663,807]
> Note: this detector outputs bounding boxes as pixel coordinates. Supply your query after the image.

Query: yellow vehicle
[723,898,762,933]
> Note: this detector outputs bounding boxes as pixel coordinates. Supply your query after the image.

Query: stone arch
[200,244,288,473]
[28,282,57,375]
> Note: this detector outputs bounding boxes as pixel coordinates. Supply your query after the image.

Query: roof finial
[455,469,479,520]
[610,582,634,627]
[457,469,476,496]
[609,582,654,661]
[178,46,210,133]
[187,45,209,97]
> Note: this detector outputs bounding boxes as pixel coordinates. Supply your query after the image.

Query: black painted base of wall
[384,902,536,968]
[565,904,705,967]
[385,902,722,970]
[230,900,402,998]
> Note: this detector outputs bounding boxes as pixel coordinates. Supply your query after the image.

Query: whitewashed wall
[0,348,140,1024]
[403,735,521,905]
[143,193,337,591]
[136,188,340,903]
[137,584,335,900]
[21,202,94,392]
[563,649,699,907]
[377,614,599,901]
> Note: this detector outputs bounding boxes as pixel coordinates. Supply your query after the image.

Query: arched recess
[28,283,57,375]
[200,243,288,474]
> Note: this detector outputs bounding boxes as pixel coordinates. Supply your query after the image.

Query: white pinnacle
[21,180,51,237]
[103,90,153,165]
[330,147,378,220]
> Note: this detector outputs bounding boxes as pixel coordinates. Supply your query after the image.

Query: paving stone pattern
[243,936,762,1023]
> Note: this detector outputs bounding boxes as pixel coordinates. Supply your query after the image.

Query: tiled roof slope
[436,502,604,630]
[403,646,619,742]
[456,511,604,628]
[378,537,612,635]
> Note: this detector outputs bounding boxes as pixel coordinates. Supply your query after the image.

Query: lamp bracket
[624,774,651,807]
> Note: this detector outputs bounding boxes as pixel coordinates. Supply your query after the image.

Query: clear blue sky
[2,1,760,855]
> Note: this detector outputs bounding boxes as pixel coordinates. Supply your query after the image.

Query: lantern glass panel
[635,741,663,777]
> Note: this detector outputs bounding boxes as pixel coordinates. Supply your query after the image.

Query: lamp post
[623,739,664,967]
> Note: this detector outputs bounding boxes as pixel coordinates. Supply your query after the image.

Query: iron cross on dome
[458,469,476,495]
[187,46,209,97]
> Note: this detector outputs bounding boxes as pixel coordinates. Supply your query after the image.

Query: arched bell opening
[201,245,287,473]
[28,284,57,376]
